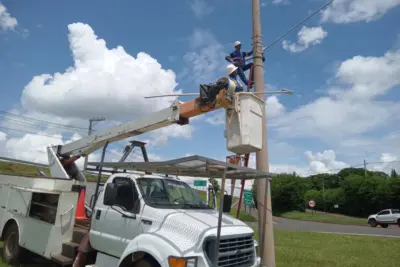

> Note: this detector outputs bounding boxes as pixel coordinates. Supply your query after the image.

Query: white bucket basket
[225,93,264,154]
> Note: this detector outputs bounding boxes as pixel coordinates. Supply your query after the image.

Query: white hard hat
[234,41,241,46]
[226,64,238,75]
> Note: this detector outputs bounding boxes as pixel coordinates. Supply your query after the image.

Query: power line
[0,110,87,131]
[0,126,72,140]
[245,0,334,63]
[263,0,334,52]
[0,115,87,134]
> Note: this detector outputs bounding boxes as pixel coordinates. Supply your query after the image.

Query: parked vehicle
[0,86,268,267]
[0,171,261,267]
[367,209,400,228]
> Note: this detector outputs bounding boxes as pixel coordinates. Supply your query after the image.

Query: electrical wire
[0,115,87,134]
[245,0,334,62]
[263,0,334,52]
[0,126,72,140]
[0,110,87,131]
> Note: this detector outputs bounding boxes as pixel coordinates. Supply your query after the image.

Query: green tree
[252,173,306,215]
[391,169,398,178]
[208,178,220,194]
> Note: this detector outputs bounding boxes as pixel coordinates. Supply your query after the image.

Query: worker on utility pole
[225,41,254,88]
[225,63,244,92]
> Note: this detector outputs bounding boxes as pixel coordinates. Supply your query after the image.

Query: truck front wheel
[134,258,159,267]
[2,223,24,265]
[368,219,377,227]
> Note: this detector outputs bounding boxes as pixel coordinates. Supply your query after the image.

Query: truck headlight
[168,256,197,267]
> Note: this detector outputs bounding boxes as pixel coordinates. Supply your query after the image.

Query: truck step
[73,227,88,244]
[62,241,80,259]
[51,254,74,266]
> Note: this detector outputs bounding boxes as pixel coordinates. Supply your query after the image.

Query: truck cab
[89,173,260,267]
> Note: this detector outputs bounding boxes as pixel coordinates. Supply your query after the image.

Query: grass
[2,230,400,267]
[280,211,367,226]
[255,229,400,267]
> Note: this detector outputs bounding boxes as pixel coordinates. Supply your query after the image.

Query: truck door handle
[0,206,5,209]
[95,210,101,220]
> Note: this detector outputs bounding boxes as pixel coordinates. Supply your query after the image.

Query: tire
[381,224,389,228]
[368,219,377,227]
[2,223,24,265]
[134,258,158,267]
[397,219,400,227]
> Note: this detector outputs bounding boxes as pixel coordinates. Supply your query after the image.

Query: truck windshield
[136,177,211,209]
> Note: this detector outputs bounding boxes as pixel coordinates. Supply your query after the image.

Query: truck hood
[141,206,252,253]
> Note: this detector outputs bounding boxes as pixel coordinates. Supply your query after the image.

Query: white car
[367,209,400,228]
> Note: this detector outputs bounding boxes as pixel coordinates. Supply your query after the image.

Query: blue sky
[0,0,400,177]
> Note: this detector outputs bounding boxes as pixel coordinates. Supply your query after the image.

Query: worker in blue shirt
[225,41,254,88]
[226,63,244,92]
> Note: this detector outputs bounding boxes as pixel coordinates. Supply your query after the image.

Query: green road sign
[244,189,253,205]
[194,180,207,187]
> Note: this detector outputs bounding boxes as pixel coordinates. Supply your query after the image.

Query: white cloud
[0,131,6,141]
[329,49,400,100]
[21,22,182,121]
[266,96,285,118]
[282,26,328,53]
[270,47,400,142]
[247,153,308,176]
[0,3,17,31]
[370,153,400,173]
[272,0,290,5]
[321,0,400,24]
[2,132,89,166]
[14,22,192,147]
[189,0,214,19]
[149,124,193,146]
[304,150,349,174]
[182,28,226,84]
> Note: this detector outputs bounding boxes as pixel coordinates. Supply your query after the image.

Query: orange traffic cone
[75,189,88,221]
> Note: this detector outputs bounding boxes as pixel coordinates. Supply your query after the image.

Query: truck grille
[203,234,255,267]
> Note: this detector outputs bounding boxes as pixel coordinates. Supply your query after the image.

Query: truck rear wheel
[2,223,24,265]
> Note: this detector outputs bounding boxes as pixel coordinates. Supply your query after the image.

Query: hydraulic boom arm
[56,78,234,158]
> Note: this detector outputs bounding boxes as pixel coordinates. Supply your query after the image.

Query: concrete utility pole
[83,117,106,174]
[252,0,276,266]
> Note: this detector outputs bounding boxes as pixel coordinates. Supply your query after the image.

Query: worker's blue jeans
[236,63,253,86]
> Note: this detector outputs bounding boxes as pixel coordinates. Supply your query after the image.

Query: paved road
[84,182,400,238]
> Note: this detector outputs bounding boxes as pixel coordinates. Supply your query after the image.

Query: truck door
[0,185,10,229]
[390,209,400,223]
[376,209,391,223]
[91,177,142,258]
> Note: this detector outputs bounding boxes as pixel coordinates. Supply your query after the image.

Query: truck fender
[1,218,20,242]
[118,233,182,267]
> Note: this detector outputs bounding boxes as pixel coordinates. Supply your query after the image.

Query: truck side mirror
[222,195,232,213]
[103,183,118,206]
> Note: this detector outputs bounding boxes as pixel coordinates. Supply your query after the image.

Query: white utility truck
[0,80,270,267]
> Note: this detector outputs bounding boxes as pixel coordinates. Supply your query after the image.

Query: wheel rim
[5,232,18,257]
